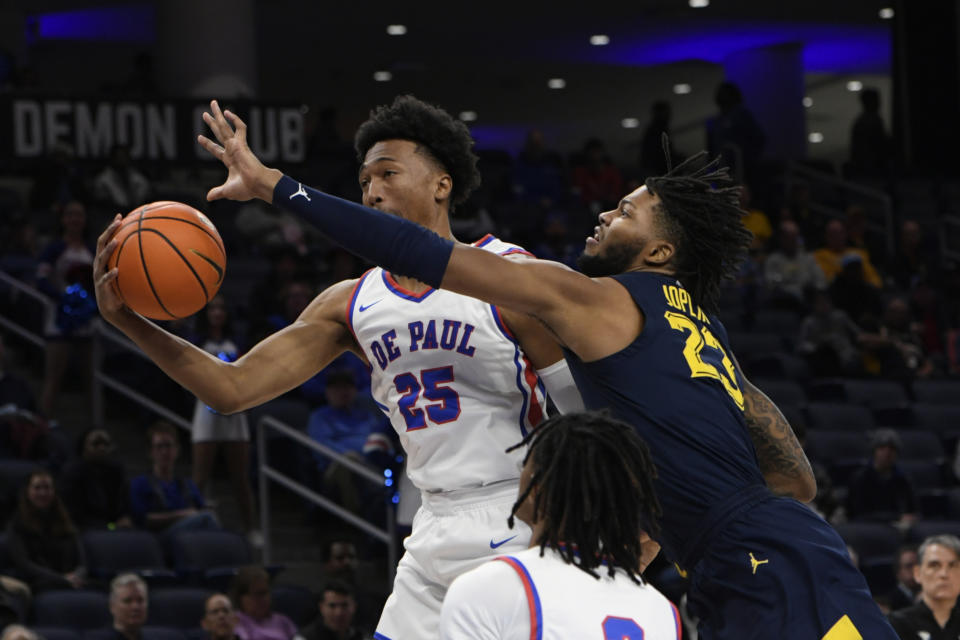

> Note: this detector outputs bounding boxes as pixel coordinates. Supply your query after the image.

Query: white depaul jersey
[440,547,682,640]
[347,235,546,492]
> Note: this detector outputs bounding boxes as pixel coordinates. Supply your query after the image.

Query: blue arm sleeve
[272,176,455,288]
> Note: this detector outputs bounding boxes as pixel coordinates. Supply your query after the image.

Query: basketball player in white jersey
[440,412,681,640]
[92,96,582,639]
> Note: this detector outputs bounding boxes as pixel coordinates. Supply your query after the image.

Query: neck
[923,593,956,626]
[526,522,548,548]
[153,465,174,482]
[114,624,140,640]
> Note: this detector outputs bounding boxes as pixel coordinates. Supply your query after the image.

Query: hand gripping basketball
[93,213,125,319]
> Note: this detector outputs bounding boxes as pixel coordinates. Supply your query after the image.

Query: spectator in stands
[0,218,40,285]
[813,219,882,288]
[109,573,149,640]
[92,144,150,211]
[740,184,772,250]
[764,220,825,311]
[36,200,96,418]
[888,219,937,291]
[0,577,30,628]
[248,245,310,337]
[828,253,883,326]
[571,138,623,212]
[846,429,917,527]
[781,181,818,246]
[201,592,240,640]
[888,546,921,612]
[230,566,298,640]
[59,427,131,529]
[531,211,579,269]
[300,580,364,640]
[792,418,841,523]
[888,534,960,638]
[189,294,258,544]
[706,81,765,182]
[848,87,893,181]
[7,469,87,592]
[315,536,384,632]
[861,296,935,379]
[639,101,678,177]
[307,370,392,514]
[797,289,863,376]
[514,129,565,207]
[129,421,219,539]
[0,626,37,640]
[0,333,36,413]
[844,204,886,266]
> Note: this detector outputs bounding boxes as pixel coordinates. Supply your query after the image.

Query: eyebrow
[358,156,397,176]
[618,199,634,210]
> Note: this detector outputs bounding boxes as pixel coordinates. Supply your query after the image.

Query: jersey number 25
[393,366,461,430]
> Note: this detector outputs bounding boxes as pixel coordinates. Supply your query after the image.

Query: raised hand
[92,214,126,320]
[197,99,282,203]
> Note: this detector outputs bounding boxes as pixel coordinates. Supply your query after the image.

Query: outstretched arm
[197,101,639,360]
[93,216,359,413]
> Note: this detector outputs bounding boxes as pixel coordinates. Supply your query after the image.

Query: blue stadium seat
[909,520,960,543]
[752,379,807,408]
[147,587,214,629]
[272,583,317,628]
[807,379,848,403]
[912,380,960,405]
[33,590,111,629]
[834,522,901,562]
[752,310,801,335]
[32,628,81,640]
[83,530,175,582]
[804,431,868,467]
[843,380,910,410]
[169,530,252,582]
[743,353,810,381]
[912,404,960,440]
[894,429,945,462]
[947,488,960,519]
[806,403,875,431]
[899,461,944,491]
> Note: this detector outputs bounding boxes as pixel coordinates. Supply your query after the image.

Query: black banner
[1,96,305,164]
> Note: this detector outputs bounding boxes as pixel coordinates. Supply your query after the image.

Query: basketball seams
[117,215,226,260]
[139,228,211,307]
[136,210,177,320]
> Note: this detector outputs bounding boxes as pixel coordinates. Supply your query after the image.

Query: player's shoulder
[449,553,525,596]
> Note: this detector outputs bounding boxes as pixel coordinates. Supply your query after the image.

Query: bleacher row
[0,530,317,635]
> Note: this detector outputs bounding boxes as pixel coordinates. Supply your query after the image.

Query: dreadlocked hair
[354,95,481,209]
[506,411,662,584]
[644,137,753,314]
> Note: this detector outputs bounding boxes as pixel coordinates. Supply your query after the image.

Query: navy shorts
[686,497,898,640]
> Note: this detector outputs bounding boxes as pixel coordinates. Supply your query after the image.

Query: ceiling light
[621,118,640,129]
[590,35,610,46]
[386,24,407,35]
[802,96,813,108]
[547,78,566,89]
[808,132,824,143]
[459,111,477,122]
[879,7,894,19]
[673,83,692,95]
[846,80,863,92]
[373,71,392,82]
[689,0,709,7]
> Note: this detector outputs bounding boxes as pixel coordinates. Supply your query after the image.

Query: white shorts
[191,401,250,443]
[374,481,531,640]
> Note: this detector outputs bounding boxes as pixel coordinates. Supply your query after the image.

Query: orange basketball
[107,201,226,320]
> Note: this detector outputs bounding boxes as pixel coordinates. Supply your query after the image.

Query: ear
[434,174,453,204]
[645,240,675,267]
[912,563,921,585]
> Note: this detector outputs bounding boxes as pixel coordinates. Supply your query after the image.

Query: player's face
[578,185,671,277]
[915,543,960,603]
[359,139,449,225]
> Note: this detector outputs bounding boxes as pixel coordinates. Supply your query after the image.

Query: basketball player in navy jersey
[190,104,898,639]
[93,96,585,640]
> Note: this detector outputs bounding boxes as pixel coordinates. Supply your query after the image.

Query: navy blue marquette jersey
[565,272,898,640]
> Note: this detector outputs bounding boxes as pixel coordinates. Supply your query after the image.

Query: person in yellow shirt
[813,219,882,287]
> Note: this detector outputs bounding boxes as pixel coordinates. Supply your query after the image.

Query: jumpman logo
[289,183,311,201]
[749,552,769,575]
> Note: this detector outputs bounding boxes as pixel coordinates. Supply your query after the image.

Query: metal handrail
[256,414,398,581]
[785,162,895,256]
[0,270,53,348]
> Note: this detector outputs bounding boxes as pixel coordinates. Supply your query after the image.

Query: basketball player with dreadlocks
[440,411,682,639]
[195,105,899,638]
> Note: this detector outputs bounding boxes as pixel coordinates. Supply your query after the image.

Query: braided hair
[645,137,753,314]
[507,411,662,584]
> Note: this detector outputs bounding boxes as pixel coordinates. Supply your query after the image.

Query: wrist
[259,168,284,203]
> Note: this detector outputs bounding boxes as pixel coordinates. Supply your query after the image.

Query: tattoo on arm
[742,385,815,495]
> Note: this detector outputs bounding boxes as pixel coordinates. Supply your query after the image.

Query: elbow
[794,474,818,504]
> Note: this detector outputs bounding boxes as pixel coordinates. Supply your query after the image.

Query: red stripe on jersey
[521,355,544,426]
[671,601,683,639]
[495,557,540,640]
